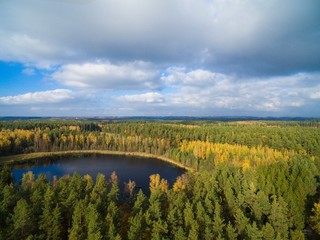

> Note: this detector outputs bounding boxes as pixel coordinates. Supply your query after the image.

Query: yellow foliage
[173,176,186,192]
[149,174,168,193]
[310,202,320,234]
[179,140,297,170]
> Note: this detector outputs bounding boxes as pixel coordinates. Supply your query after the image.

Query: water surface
[11,154,186,193]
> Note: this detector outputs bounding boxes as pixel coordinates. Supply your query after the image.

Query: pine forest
[0,119,320,240]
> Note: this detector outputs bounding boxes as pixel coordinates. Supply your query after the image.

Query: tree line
[1,119,320,239]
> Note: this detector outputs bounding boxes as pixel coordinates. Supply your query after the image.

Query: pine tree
[0,165,12,188]
[310,201,320,235]
[132,190,147,215]
[213,202,225,238]
[86,203,103,240]
[151,219,168,240]
[269,196,289,239]
[11,199,35,239]
[39,186,56,238]
[226,222,238,240]
[183,201,199,239]
[108,171,120,202]
[174,226,186,240]
[46,205,63,240]
[262,223,275,240]
[128,210,145,240]
[105,201,121,240]
[246,222,263,240]
[69,200,87,240]
[234,208,249,237]
[21,171,35,193]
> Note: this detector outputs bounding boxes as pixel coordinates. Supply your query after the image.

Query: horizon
[1,0,320,117]
[0,115,319,121]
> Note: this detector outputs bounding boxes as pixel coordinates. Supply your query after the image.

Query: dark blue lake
[11,154,186,193]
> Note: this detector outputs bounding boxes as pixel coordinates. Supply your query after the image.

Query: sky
[0,0,320,117]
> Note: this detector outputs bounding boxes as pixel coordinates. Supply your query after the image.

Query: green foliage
[1,119,320,238]
[12,199,35,239]
[69,200,87,240]
[310,201,320,235]
[86,204,103,240]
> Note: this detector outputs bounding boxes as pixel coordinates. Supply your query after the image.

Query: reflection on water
[11,154,186,193]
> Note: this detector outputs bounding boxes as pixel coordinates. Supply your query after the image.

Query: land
[1,119,320,239]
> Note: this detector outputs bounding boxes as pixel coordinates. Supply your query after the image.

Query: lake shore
[0,150,193,172]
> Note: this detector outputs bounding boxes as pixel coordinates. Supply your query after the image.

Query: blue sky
[0,0,320,117]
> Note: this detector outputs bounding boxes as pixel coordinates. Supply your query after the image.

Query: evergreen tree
[46,205,63,240]
[262,223,275,240]
[69,200,87,240]
[128,210,145,240]
[39,186,56,238]
[174,226,186,240]
[246,222,263,240]
[86,203,103,240]
[0,165,12,188]
[105,201,121,240]
[213,202,225,238]
[269,196,290,239]
[11,199,35,239]
[151,219,168,240]
[108,171,120,202]
[21,171,35,194]
[226,222,238,240]
[132,189,147,215]
[310,201,320,235]
[183,201,199,239]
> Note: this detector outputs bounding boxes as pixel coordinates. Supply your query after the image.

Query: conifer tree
[128,210,145,240]
[269,196,289,239]
[262,223,275,240]
[310,201,320,235]
[46,205,63,240]
[39,186,56,238]
[213,202,225,238]
[105,201,121,240]
[11,199,35,239]
[86,203,103,240]
[69,200,87,240]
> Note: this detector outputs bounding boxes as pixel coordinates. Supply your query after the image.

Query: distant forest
[0,119,320,239]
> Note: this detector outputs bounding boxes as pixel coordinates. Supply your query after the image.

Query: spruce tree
[86,203,103,240]
[11,199,35,239]
[69,200,87,240]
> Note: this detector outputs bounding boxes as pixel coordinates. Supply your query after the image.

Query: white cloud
[310,91,320,99]
[0,32,65,69]
[22,68,36,76]
[131,69,320,115]
[163,67,223,86]
[52,61,161,90]
[0,0,318,75]
[0,0,319,117]
[0,89,73,105]
[118,92,165,103]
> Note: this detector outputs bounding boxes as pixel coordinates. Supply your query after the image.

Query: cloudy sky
[0,0,319,117]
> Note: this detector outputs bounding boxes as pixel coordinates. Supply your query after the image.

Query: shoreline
[0,150,193,172]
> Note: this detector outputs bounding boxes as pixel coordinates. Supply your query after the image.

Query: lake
[11,154,186,193]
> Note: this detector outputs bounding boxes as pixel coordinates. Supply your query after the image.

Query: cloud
[22,68,36,76]
[310,92,320,99]
[52,61,162,90]
[0,0,319,117]
[0,0,318,76]
[117,69,320,116]
[0,89,73,105]
[117,92,165,103]
[163,67,229,86]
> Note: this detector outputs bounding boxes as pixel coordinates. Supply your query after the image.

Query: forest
[0,119,320,239]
